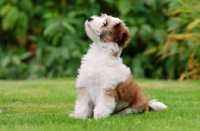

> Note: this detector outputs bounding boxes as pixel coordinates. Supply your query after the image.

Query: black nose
[87,17,93,22]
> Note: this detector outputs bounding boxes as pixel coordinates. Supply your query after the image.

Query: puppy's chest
[81,57,117,86]
[77,53,130,89]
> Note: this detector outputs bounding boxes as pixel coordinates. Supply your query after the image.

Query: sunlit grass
[0,79,200,131]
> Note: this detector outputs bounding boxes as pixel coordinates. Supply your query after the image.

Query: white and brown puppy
[70,14,167,119]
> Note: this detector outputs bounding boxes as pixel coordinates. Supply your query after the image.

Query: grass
[0,78,200,131]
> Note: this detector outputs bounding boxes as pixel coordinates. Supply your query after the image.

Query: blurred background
[0,0,199,80]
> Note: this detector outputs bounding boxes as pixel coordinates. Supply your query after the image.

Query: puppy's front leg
[70,87,93,119]
[94,88,117,119]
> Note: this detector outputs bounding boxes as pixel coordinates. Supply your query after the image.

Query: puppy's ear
[112,22,130,48]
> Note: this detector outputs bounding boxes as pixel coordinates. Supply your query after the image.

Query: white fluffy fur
[149,99,168,111]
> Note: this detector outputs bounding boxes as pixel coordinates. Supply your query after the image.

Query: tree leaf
[43,21,59,37]
[12,56,21,66]
[130,26,138,38]
[1,57,11,67]
[2,6,19,30]
[19,0,32,13]
[20,52,32,60]
[139,24,153,40]
[145,0,157,10]
[62,21,75,34]
[117,0,132,16]
[0,4,12,16]
[15,12,29,44]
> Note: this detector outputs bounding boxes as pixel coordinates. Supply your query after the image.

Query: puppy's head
[85,14,130,48]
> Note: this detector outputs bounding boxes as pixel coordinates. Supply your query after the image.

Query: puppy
[70,14,167,119]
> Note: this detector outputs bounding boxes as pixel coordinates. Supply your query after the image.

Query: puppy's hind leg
[70,87,93,119]
[117,101,149,114]
[94,88,117,119]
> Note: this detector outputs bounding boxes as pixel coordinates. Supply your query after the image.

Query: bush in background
[146,0,200,80]
[0,0,199,80]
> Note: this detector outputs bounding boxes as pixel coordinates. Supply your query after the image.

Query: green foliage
[146,0,200,80]
[0,0,199,79]
[0,0,89,79]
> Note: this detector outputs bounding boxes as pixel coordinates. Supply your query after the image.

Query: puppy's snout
[87,17,93,22]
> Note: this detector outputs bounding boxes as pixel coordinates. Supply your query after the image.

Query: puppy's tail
[149,99,168,111]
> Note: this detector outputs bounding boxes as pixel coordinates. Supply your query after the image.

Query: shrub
[146,0,200,80]
[0,0,199,80]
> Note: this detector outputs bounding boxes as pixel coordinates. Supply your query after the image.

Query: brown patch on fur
[111,51,119,57]
[100,18,130,49]
[77,87,86,100]
[99,16,130,56]
[112,23,130,48]
[115,74,149,112]
[104,88,118,102]
[100,29,112,43]
[100,17,113,43]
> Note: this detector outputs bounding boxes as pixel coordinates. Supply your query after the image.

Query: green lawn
[0,78,200,131]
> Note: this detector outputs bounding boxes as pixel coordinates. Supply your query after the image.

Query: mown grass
[0,78,200,131]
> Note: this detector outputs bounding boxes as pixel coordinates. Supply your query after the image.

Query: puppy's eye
[103,23,108,26]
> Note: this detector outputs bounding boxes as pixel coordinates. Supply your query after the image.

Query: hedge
[0,0,199,80]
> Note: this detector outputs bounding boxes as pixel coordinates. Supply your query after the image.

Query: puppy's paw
[69,112,89,119]
[94,108,110,119]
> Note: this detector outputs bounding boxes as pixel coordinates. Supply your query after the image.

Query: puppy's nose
[87,17,93,22]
